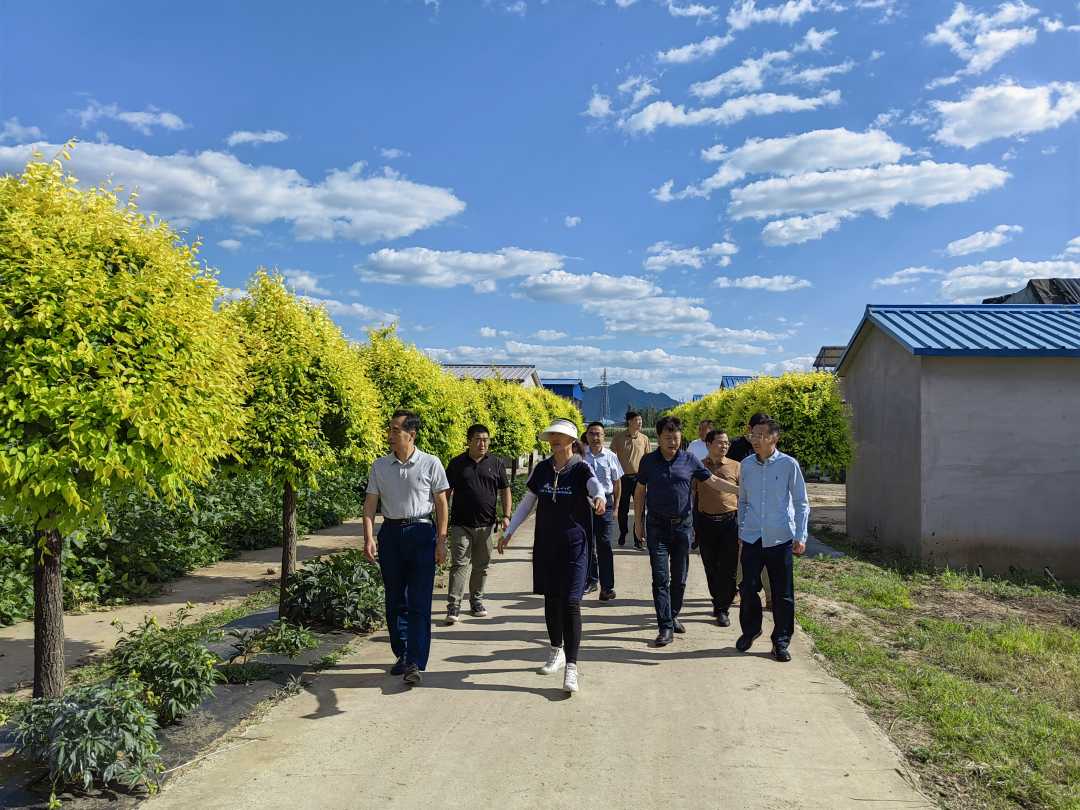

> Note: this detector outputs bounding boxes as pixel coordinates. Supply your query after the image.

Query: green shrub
[259,619,319,657]
[282,549,385,631]
[12,676,163,793]
[108,606,219,724]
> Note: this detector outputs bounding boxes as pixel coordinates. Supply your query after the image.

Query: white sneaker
[563,663,579,694]
[539,646,566,675]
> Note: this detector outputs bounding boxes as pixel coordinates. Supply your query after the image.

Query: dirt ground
[808,482,846,533]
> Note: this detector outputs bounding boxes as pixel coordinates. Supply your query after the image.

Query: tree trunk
[510,456,519,480]
[279,480,298,617]
[527,452,535,476]
[33,528,65,699]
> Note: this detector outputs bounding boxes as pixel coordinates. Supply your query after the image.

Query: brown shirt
[610,430,651,475]
[693,456,740,514]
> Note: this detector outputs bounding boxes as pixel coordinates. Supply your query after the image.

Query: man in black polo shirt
[444,423,511,625]
[634,415,739,646]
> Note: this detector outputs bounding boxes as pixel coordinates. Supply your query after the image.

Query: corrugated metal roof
[541,378,584,386]
[813,346,846,369]
[836,305,1080,374]
[441,364,537,382]
[720,375,755,389]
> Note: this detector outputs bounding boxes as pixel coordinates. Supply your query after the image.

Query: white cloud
[782,60,855,85]
[0,141,465,244]
[873,108,902,128]
[618,75,660,107]
[925,2,1040,84]
[872,266,944,287]
[1042,145,1058,155]
[359,247,562,292]
[728,160,1010,221]
[583,297,774,349]
[659,128,909,201]
[691,51,793,98]
[532,329,568,341]
[1064,236,1080,256]
[505,1,527,15]
[583,90,614,119]
[761,211,855,244]
[622,90,840,134]
[0,117,43,143]
[644,240,738,270]
[714,274,812,291]
[727,0,824,31]
[615,0,639,6]
[282,269,332,296]
[564,215,582,228]
[1040,16,1063,31]
[797,27,837,51]
[518,269,660,302]
[869,48,885,60]
[656,34,734,64]
[944,224,1022,256]
[940,258,1080,302]
[479,326,513,338]
[667,1,719,20]
[763,355,815,373]
[217,238,243,251]
[932,81,1080,148]
[226,130,288,147]
[380,147,410,160]
[302,295,397,325]
[74,100,186,135]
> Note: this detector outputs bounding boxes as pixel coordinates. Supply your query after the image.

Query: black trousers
[544,595,582,664]
[617,474,638,541]
[694,512,739,613]
[739,539,795,648]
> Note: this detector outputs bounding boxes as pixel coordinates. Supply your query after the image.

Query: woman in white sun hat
[499,418,606,695]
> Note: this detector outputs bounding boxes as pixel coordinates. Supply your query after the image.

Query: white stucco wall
[919,356,1080,581]
[841,326,923,556]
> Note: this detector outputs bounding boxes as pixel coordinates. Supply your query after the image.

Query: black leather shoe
[655,629,674,646]
[634,540,645,550]
[617,534,626,546]
[584,582,599,595]
[403,664,423,685]
[716,610,731,627]
[672,618,686,634]
[599,589,616,601]
[736,631,761,652]
[773,645,792,662]
[390,656,406,675]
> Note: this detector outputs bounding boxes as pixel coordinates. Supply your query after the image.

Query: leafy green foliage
[478,379,534,463]
[282,549,385,631]
[0,153,249,537]
[359,327,470,464]
[108,606,218,724]
[12,676,163,793]
[258,618,319,657]
[671,372,851,473]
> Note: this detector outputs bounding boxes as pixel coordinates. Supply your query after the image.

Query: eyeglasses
[749,433,775,442]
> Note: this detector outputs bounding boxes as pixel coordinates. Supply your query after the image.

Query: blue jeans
[739,539,795,648]
[645,514,692,631]
[589,499,616,591]
[377,521,437,670]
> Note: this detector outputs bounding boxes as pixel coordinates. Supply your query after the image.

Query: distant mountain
[581,381,679,422]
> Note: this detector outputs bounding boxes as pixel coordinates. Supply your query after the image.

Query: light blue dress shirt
[737,449,810,546]
[584,447,624,498]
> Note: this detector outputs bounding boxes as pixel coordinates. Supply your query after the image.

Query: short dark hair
[586,421,605,431]
[656,415,682,434]
[705,429,729,444]
[698,419,713,427]
[748,412,770,429]
[466,423,490,440]
[625,410,641,421]
[753,418,781,436]
[391,409,421,434]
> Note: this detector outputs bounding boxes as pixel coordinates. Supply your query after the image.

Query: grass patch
[218,662,277,684]
[797,535,1080,810]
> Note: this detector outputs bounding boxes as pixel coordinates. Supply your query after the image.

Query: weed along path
[147,515,931,810]
[0,520,363,694]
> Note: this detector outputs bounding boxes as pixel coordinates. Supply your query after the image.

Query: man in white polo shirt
[583,421,624,601]
[363,410,450,686]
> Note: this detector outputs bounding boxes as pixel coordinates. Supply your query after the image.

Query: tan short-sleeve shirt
[693,456,740,514]
[610,431,651,475]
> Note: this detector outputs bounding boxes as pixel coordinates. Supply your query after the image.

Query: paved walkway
[0,521,363,693]
[148,517,929,810]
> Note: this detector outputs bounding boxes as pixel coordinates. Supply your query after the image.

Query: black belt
[382,517,432,526]
[698,511,737,522]
[648,513,691,524]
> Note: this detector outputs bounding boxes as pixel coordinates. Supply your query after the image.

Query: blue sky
[2,0,1079,399]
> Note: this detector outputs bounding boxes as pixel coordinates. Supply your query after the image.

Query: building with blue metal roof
[836,304,1080,583]
[719,375,755,390]
[540,377,584,412]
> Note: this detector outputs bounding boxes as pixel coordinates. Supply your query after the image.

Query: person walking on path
[687,419,712,461]
[499,418,606,695]
[363,410,450,686]
[444,424,511,626]
[727,412,772,606]
[691,430,741,627]
[634,416,739,647]
[583,421,623,601]
[611,411,651,550]
[736,418,810,663]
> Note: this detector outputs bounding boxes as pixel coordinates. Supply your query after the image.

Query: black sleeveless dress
[527,456,596,601]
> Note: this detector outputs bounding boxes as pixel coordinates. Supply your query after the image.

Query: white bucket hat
[540,418,580,443]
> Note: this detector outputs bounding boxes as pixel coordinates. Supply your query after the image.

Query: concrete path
[0,521,363,693]
[147,517,929,810]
